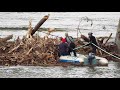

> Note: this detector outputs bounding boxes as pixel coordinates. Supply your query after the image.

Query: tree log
[103,33,112,46]
[81,35,90,42]
[8,42,23,53]
[31,14,50,36]
[0,35,13,42]
[8,44,21,53]
[115,19,120,53]
[26,18,33,38]
[26,47,33,55]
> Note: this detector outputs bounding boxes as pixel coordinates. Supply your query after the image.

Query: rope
[77,17,93,38]
[73,41,120,60]
[77,18,82,35]
[91,43,120,60]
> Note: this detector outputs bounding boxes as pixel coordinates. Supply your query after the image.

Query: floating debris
[0,15,120,66]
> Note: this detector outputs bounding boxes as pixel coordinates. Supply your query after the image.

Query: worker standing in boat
[88,32,98,54]
[65,33,77,57]
[58,38,69,57]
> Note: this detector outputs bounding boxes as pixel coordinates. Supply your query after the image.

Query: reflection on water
[0,62,120,78]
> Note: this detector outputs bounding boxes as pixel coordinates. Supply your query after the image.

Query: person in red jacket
[58,38,69,56]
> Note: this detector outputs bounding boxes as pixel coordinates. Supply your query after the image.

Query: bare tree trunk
[31,14,50,36]
[103,33,112,46]
[115,19,120,53]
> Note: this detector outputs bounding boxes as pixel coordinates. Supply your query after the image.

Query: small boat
[59,55,84,65]
[59,54,108,66]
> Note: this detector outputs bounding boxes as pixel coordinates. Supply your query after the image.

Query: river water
[0,12,120,78]
[0,62,120,78]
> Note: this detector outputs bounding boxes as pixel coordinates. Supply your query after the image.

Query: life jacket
[65,36,74,43]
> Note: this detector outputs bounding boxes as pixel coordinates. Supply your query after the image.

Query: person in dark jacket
[88,32,98,54]
[58,38,69,56]
[65,33,77,57]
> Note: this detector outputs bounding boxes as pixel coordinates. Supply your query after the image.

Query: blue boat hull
[59,55,108,66]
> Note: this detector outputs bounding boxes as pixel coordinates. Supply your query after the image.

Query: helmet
[88,32,93,35]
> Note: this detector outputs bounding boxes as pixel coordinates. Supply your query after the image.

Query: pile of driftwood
[0,14,120,66]
[0,35,61,66]
[0,32,119,66]
[0,14,60,66]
